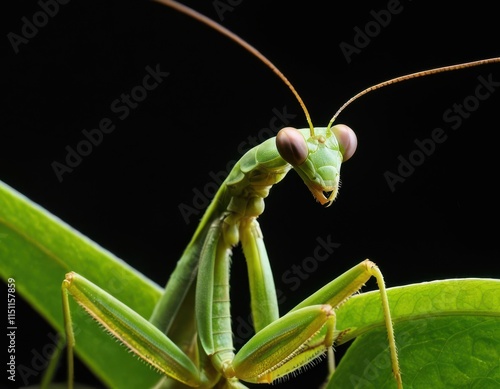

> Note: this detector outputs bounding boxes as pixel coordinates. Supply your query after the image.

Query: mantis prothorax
[60,1,500,388]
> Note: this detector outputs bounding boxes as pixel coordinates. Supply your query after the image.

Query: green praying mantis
[61,1,398,387]
[1,1,499,389]
[55,1,500,389]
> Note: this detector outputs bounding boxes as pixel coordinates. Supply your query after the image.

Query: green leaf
[327,279,500,388]
[0,180,164,388]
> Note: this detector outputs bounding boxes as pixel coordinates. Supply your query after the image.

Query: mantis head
[276,125,357,206]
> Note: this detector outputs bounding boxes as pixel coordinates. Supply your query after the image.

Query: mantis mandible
[59,1,500,389]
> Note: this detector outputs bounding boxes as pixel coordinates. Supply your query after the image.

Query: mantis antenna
[327,57,500,129]
[155,0,499,138]
[154,0,316,135]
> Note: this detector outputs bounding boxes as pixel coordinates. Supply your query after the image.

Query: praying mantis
[59,1,499,388]
[1,0,498,388]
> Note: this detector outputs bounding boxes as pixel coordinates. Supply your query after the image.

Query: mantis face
[276,125,357,206]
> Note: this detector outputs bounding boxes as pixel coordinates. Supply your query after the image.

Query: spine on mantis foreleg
[62,272,201,387]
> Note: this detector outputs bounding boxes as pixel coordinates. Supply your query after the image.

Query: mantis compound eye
[331,124,357,161]
[276,127,308,166]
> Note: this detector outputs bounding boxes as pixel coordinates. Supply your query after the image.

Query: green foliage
[0,180,163,388]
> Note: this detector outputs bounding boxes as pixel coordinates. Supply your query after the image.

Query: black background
[2,1,499,388]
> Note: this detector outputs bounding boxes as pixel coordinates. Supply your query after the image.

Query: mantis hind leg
[226,260,402,388]
[291,259,402,388]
